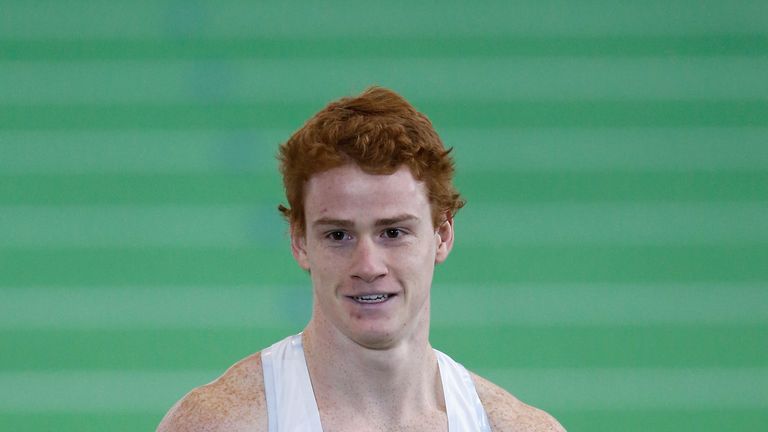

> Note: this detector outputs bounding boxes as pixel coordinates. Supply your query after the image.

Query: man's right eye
[328,231,347,241]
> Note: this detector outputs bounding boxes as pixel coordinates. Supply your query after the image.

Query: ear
[290,226,311,271]
[434,216,454,264]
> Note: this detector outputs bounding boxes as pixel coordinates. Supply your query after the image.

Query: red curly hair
[278,86,465,235]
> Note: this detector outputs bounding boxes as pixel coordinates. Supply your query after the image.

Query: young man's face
[292,164,454,349]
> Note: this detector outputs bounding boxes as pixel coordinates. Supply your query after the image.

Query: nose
[350,237,388,283]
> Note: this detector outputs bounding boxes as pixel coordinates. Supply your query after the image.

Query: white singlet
[261,334,492,432]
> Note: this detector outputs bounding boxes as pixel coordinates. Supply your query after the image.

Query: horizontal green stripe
[3,101,767,130]
[459,202,768,246]
[3,1,766,39]
[437,325,768,370]
[557,408,768,432]
[0,413,161,432]
[0,129,287,174]
[4,57,767,104]
[0,286,311,330]
[441,245,768,283]
[0,246,302,286]
[0,370,218,412]
[0,173,283,205]
[1,409,765,432]
[478,367,768,410]
[0,101,316,130]
[0,367,764,412]
[449,128,768,172]
[2,171,766,205]
[2,202,765,247]
[2,325,765,370]
[432,283,768,325]
[3,35,768,60]
[3,283,763,329]
[2,128,768,174]
[0,328,292,371]
[1,245,766,286]
[457,171,768,203]
[0,205,285,247]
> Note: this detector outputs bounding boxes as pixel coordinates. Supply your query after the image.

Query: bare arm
[472,373,565,432]
[157,353,268,432]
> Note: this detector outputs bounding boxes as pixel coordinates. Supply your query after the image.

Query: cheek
[308,254,345,289]
[416,237,439,263]
[397,244,436,282]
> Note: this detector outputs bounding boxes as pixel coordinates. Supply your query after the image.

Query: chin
[346,325,403,350]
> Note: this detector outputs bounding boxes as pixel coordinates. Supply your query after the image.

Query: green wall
[1,1,767,430]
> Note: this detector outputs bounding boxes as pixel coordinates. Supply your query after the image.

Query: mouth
[348,293,395,304]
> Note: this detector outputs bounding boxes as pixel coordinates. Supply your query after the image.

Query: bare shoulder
[157,352,268,432]
[471,372,565,432]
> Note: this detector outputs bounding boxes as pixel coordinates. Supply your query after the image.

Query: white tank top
[261,334,492,432]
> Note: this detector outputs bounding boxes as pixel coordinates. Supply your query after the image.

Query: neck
[301,306,443,418]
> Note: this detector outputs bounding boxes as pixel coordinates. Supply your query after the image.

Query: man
[158,87,565,431]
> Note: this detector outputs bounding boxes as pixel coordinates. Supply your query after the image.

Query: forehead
[303,164,430,224]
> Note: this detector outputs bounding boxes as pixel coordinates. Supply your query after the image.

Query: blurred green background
[1,1,767,430]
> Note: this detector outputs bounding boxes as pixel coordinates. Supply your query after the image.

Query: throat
[302,329,443,417]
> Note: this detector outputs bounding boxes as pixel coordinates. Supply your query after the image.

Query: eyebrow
[312,218,354,229]
[311,214,419,229]
[374,214,419,227]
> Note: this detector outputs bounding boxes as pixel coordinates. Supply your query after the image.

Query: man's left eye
[383,228,402,239]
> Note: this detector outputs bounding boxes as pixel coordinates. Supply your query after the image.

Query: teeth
[353,294,390,303]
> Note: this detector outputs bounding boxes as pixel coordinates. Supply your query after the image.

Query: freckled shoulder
[471,373,566,432]
[157,352,268,432]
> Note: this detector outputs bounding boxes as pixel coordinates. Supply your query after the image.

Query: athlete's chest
[317,408,449,432]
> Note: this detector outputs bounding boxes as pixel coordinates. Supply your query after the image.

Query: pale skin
[158,164,565,432]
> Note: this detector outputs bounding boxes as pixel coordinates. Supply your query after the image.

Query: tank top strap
[261,334,324,432]
[262,335,490,431]
[435,348,493,432]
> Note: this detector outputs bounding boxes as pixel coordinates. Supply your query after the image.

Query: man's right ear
[290,227,310,271]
